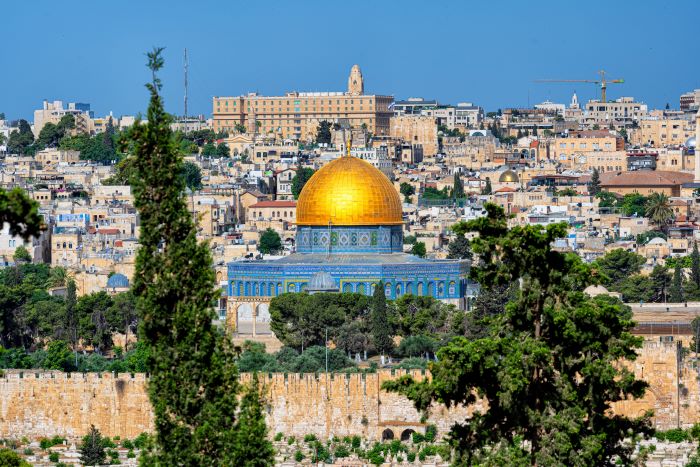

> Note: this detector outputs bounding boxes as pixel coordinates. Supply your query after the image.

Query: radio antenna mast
[183,48,189,121]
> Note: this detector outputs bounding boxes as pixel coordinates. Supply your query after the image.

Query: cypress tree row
[130,48,270,465]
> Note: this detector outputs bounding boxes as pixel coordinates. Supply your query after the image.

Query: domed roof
[307,271,338,292]
[499,169,519,183]
[686,136,696,148]
[107,273,129,288]
[296,156,403,226]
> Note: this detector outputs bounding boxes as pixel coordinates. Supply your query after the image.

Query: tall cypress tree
[670,262,685,303]
[371,281,393,355]
[453,172,465,199]
[590,168,601,196]
[691,242,700,287]
[234,373,275,466]
[130,48,259,464]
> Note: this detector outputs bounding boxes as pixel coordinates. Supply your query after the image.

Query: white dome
[686,136,696,148]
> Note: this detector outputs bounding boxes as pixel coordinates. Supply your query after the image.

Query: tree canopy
[384,203,651,465]
[129,47,265,465]
[291,167,315,199]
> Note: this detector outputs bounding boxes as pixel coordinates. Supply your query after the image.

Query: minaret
[348,65,364,96]
[695,109,700,183]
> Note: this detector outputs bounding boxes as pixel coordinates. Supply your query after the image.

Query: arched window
[396,284,402,297]
[288,283,296,293]
[385,282,392,297]
[428,282,435,297]
[357,283,366,295]
[438,281,445,297]
[343,283,353,293]
[417,282,424,295]
[400,429,415,442]
[448,281,456,296]
[382,429,395,441]
[406,282,413,295]
[244,282,250,296]
[253,283,259,296]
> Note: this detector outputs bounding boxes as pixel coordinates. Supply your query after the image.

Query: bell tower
[347,64,364,96]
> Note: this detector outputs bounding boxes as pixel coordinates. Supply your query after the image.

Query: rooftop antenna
[183,48,188,121]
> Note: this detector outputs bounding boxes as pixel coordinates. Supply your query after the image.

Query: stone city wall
[0,341,698,440]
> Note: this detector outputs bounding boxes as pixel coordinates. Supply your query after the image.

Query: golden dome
[499,169,519,183]
[296,156,403,226]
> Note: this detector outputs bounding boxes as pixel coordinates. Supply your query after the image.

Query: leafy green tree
[446,234,471,260]
[371,281,393,356]
[589,169,602,196]
[44,340,74,371]
[616,274,654,303]
[233,373,275,466]
[0,188,44,240]
[80,425,106,466]
[692,242,700,288]
[452,173,465,199]
[181,161,202,190]
[201,142,217,156]
[391,295,454,339]
[216,142,230,157]
[7,119,35,155]
[460,282,516,339]
[12,246,31,263]
[645,192,674,229]
[315,121,332,145]
[76,292,114,353]
[270,293,370,350]
[596,190,618,209]
[102,156,138,186]
[670,262,685,302]
[620,193,648,217]
[291,167,315,199]
[396,335,435,358]
[258,228,282,254]
[400,182,415,203]
[130,47,247,465]
[410,241,426,258]
[384,203,651,465]
[481,178,492,195]
[0,448,31,466]
[107,291,138,352]
[593,249,646,290]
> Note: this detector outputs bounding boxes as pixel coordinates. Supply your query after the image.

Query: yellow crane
[535,70,624,103]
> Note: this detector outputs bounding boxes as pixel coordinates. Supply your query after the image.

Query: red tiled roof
[600,171,694,187]
[495,187,517,193]
[250,201,297,208]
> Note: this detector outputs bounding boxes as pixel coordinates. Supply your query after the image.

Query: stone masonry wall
[1,341,698,440]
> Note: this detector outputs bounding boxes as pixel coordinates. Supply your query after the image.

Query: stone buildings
[212,65,393,140]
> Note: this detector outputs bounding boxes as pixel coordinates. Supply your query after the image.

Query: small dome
[647,237,667,245]
[307,271,338,292]
[499,170,519,183]
[584,284,609,297]
[107,273,129,289]
[686,136,696,148]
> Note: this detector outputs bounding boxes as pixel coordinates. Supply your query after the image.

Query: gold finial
[345,136,352,157]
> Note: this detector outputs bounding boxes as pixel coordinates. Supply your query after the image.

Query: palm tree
[46,266,68,288]
[645,192,674,230]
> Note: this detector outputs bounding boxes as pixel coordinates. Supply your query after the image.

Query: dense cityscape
[2,2,700,466]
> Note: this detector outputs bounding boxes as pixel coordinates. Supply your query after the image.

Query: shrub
[369,451,385,465]
[294,450,303,462]
[303,434,317,443]
[127,450,135,459]
[274,432,283,442]
[335,444,350,458]
[407,451,416,462]
[23,448,33,455]
[133,432,150,449]
[412,432,425,443]
[659,428,689,443]
[109,449,119,459]
[425,424,438,442]
[49,452,59,462]
[287,436,295,445]
[102,437,116,449]
[121,439,133,450]
[351,435,361,449]
[691,423,700,440]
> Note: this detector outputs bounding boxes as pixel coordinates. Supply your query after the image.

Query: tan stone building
[552,131,624,168]
[390,115,438,157]
[630,117,695,147]
[35,149,80,166]
[212,65,392,140]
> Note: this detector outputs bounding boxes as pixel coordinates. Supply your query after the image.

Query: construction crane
[535,70,624,103]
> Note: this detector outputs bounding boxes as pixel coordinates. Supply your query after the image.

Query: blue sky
[3,0,699,120]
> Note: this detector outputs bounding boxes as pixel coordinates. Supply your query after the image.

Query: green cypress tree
[590,168,602,196]
[670,262,685,303]
[371,281,393,356]
[79,425,106,466]
[453,173,465,199]
[234,373,275,466]
[691,242,700,287]
[130,48,256,465]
